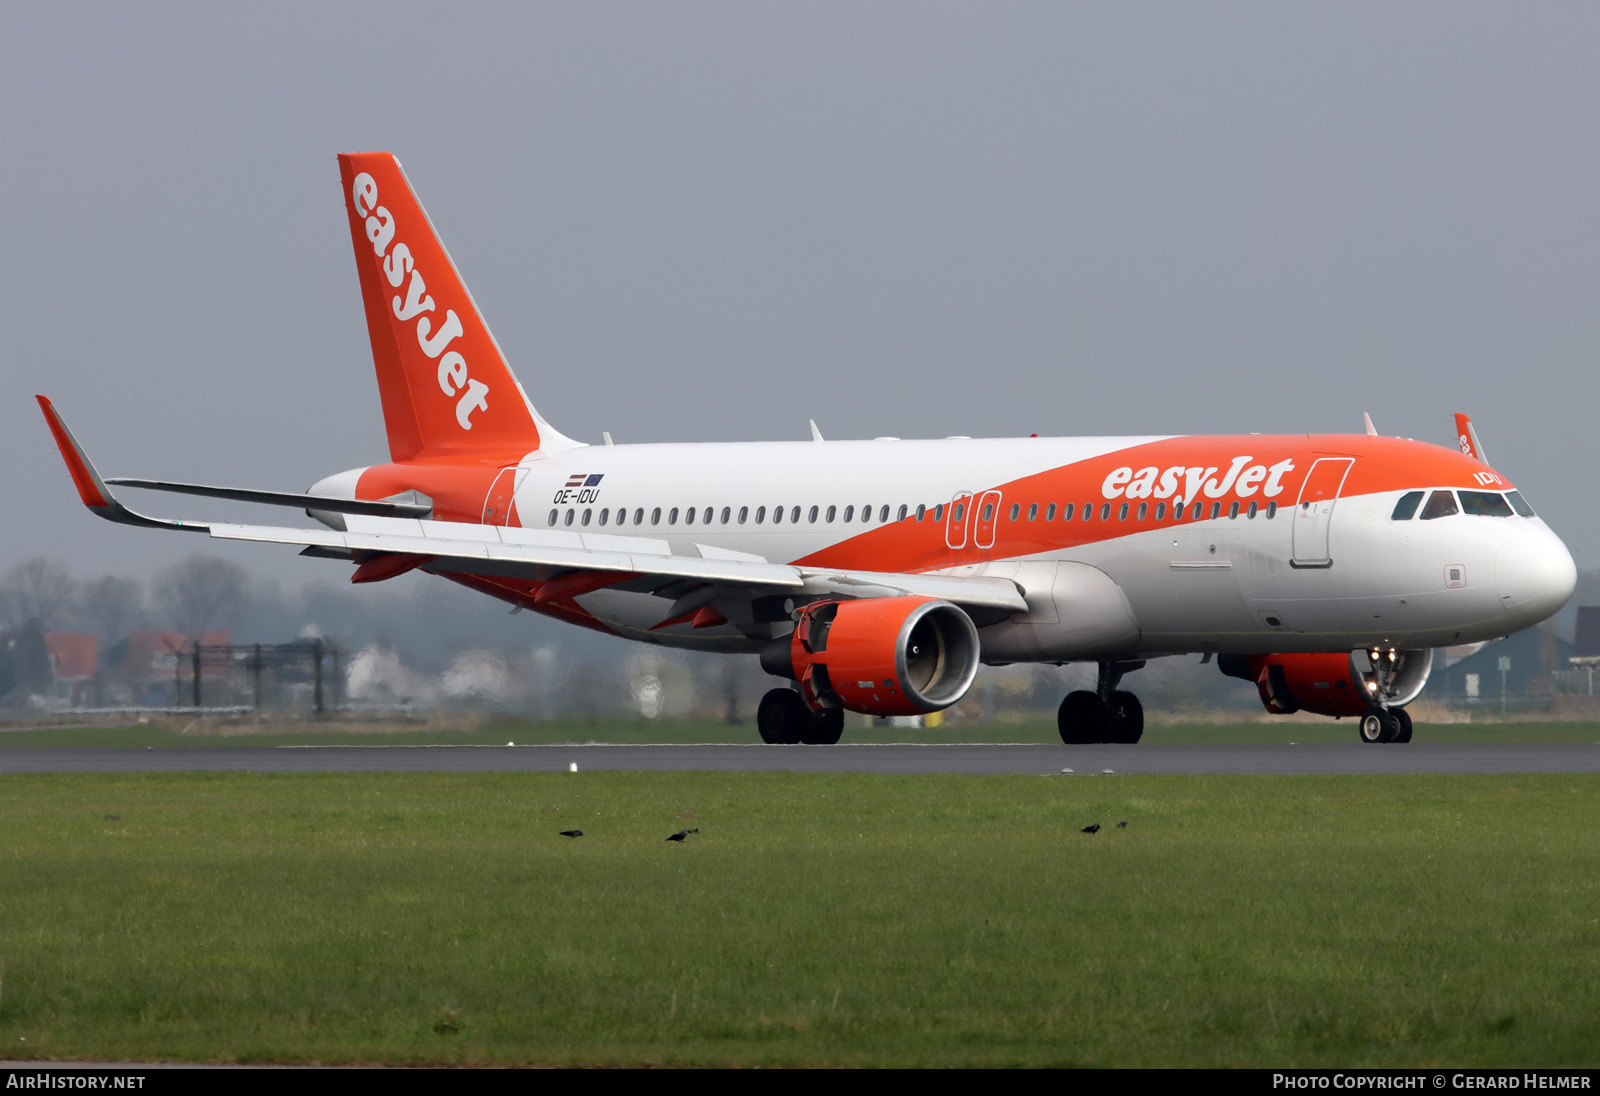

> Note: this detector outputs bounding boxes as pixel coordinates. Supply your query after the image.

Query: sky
[3,2,1597,591]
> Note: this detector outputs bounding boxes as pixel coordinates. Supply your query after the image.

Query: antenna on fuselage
[1362,412,1378,437]
[809,419,824,443]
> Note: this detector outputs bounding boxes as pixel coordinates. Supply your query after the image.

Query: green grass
[1,715,1596,748]
[1,772,1598,1065]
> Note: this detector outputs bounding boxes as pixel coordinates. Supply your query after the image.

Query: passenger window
[599,508,609,526]
[1192,502,1203,521]
[861,504,872,522]
[825,505,836,522]
[1155,503,1165,521]
[634,508,645,525]
[755,506,766,523]
[1135,502,1146,521]
[773,506,784,524]
[1045,503,1056,521]
[738,506,748,524]
[547,508,558,526]
[916,504,927,521]
[1391,491,1424,520]
[1228,502,1239,519]
[1027,503,1037,521]
[1008,503,1019,521]
[880,506,890,522]
[1266,502,1277,518]
[1459,490,1514,517]
[1100,503,1111,521]
[721,506,731,524]
[1507,491,1536,517]
[791,506,801,523]
[565,509,575,526]
[1247,501,1258,518]
[897,505,908,521]
[668,507,679,525]
[1061,503,1073,521]
[684,507,695,525]
[843,505,854,522]
[980,503,992,522]
[1420,491,1459,520]
[953,503,966,523]
[933,504,944,522]
[651,507,661,526]
[1118,502,1129,521]
[808,505,819,523]
[582,509,592,526]
[1209,502,1220,520]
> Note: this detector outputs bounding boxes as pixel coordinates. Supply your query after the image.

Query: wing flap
[204,518,1026,610]
[207,522,808,589]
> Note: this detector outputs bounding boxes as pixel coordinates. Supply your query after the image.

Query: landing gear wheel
[1391,708,1413,743]
[1110,691,1144,744]
[800,707,845,745]
[1058,690,1110,745]
[1358,710,1397,744]
[757,688,808,744]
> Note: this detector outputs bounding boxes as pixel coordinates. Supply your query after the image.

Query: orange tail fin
[338,152,573,462]
[1453,411,1488,464]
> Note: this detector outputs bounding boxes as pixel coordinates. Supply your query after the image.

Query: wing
[37,397,1027,620]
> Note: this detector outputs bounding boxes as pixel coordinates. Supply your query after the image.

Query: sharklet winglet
[35,396,209,534]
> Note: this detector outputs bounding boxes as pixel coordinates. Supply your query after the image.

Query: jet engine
[1218,648,1434,717]
[759,596,980,717]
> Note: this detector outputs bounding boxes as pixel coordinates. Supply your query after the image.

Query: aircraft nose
[1495,527,1577,625]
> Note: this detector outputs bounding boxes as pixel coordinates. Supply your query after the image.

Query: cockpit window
[1391,491,1424,521]
[1419,490,1459,520]
[1507,490,1536,517]
[1459,490,1515,518]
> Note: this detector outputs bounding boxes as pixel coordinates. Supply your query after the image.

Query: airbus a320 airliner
[38,152,1577,745]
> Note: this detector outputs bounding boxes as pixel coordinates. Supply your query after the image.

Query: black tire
[1358,710,1396,744]
[1111,690,1144,744]
[801,707,845,745]
[1391,708,1413,744]
[757,688,807,744]
[1057,690,1107,745]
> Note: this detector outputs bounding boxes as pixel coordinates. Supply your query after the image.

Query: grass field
[2,770,1598,1066]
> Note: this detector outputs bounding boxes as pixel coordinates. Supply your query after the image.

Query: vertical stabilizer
[1453,411,1489,464]
[337,152,576,462]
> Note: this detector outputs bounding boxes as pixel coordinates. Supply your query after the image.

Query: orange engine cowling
[764,596,981,717]
[1219,649,1434,717]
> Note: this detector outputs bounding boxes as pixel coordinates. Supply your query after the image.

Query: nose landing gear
[1057,660,1145,745]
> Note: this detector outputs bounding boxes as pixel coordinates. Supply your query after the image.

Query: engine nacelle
[1219,648,1434,717]
[759,596,980,716]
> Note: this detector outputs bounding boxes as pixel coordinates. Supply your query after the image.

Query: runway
[2,743,1599,775]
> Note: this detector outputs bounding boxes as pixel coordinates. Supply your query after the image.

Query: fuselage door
[1291,457,1355,568]
[974,490,1001,550]
[482,465,526,526]
[945,491,973,549]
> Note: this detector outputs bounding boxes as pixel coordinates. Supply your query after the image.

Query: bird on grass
[1081,823,1101,835]
[1117,821,1127,829]
[559,829,584,838]
[666,828,700,842]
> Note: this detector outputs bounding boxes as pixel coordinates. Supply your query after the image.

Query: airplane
[37,152,1578,746]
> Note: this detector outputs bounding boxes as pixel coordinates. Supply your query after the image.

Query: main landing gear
[757,687,845,745]
[1357,707,1413,744]
[1058,660,1145,745]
